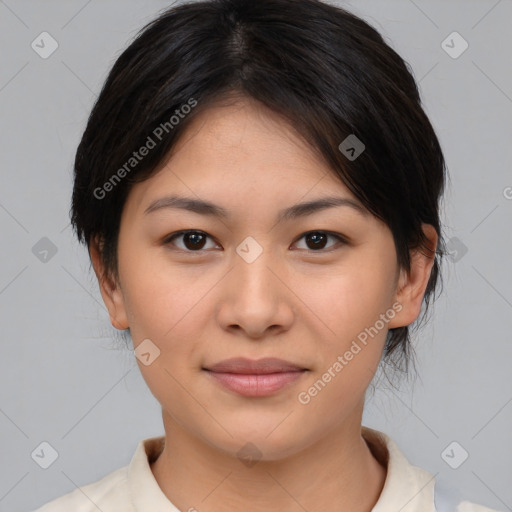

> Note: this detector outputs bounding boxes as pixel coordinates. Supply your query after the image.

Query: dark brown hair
[70,0,447,378]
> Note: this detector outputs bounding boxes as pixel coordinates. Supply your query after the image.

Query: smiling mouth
[202,357,309,397]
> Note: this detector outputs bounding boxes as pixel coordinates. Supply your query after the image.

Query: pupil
[185,232,205,250]
[307,232,326,250]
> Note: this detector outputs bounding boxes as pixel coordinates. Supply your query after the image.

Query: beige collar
[127,426,436,511]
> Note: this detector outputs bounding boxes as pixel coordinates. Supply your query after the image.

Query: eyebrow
[143,194,368,223]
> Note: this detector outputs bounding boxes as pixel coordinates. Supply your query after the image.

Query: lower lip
[205,370,306,397]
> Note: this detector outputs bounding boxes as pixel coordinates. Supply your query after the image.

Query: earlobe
[387,224,438,329]
[89,236,130,331]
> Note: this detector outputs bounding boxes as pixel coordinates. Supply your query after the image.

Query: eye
[292,231,347,252]
[163,229,347,253]
[164,230,219,252]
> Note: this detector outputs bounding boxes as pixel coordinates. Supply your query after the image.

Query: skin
[90,97,437,512]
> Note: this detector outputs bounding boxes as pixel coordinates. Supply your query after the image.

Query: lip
[205,357,307,374]
[203,357,308,397]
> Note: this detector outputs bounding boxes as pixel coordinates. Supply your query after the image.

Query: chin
[205,420,315,463]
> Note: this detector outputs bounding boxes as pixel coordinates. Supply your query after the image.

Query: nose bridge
[234,234,278,295]
[226,234,289,321]
[215,232,296,338]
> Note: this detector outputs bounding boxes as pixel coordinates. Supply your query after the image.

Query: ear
[387,224,438,329]
[89,236,129,331]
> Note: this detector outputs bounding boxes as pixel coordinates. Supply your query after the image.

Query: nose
[216,244,295,340]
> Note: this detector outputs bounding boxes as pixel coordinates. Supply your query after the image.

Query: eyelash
[163,230,348,253]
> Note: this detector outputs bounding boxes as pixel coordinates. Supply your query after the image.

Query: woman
[34,0,500,510]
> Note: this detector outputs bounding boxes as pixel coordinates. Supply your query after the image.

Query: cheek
[296,268,393,416]
[118,245,206,339]
[119,251,213,394]
[294,256,394,404]
[304,255,396,343]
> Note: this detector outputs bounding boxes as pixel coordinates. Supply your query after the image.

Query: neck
[150,411,387,512]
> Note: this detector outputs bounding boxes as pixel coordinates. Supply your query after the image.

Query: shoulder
[436,486,502,511]
[32,436,167,512]
[32,465,133,512]
[456,500,503,512]
[434,471,502,512]
[361,426,502,512]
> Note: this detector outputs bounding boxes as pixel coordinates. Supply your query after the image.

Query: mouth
[203,357,309,397]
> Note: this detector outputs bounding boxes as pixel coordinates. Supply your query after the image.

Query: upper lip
[204,357,307,374]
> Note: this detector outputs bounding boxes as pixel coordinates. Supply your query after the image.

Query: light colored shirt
[33,426,500,512]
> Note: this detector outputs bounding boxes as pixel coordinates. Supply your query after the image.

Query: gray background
[0,0,511,510]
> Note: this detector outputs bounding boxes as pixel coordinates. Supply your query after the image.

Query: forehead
[170,98,329,178]
[124,98,357,217]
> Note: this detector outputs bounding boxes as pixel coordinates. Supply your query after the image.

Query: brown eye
[165,230,217,251]
[164,229,347,254]
[306,232,328,250]
[293,231,346,251]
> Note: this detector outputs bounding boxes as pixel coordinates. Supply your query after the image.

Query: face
[93,98,436,461]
